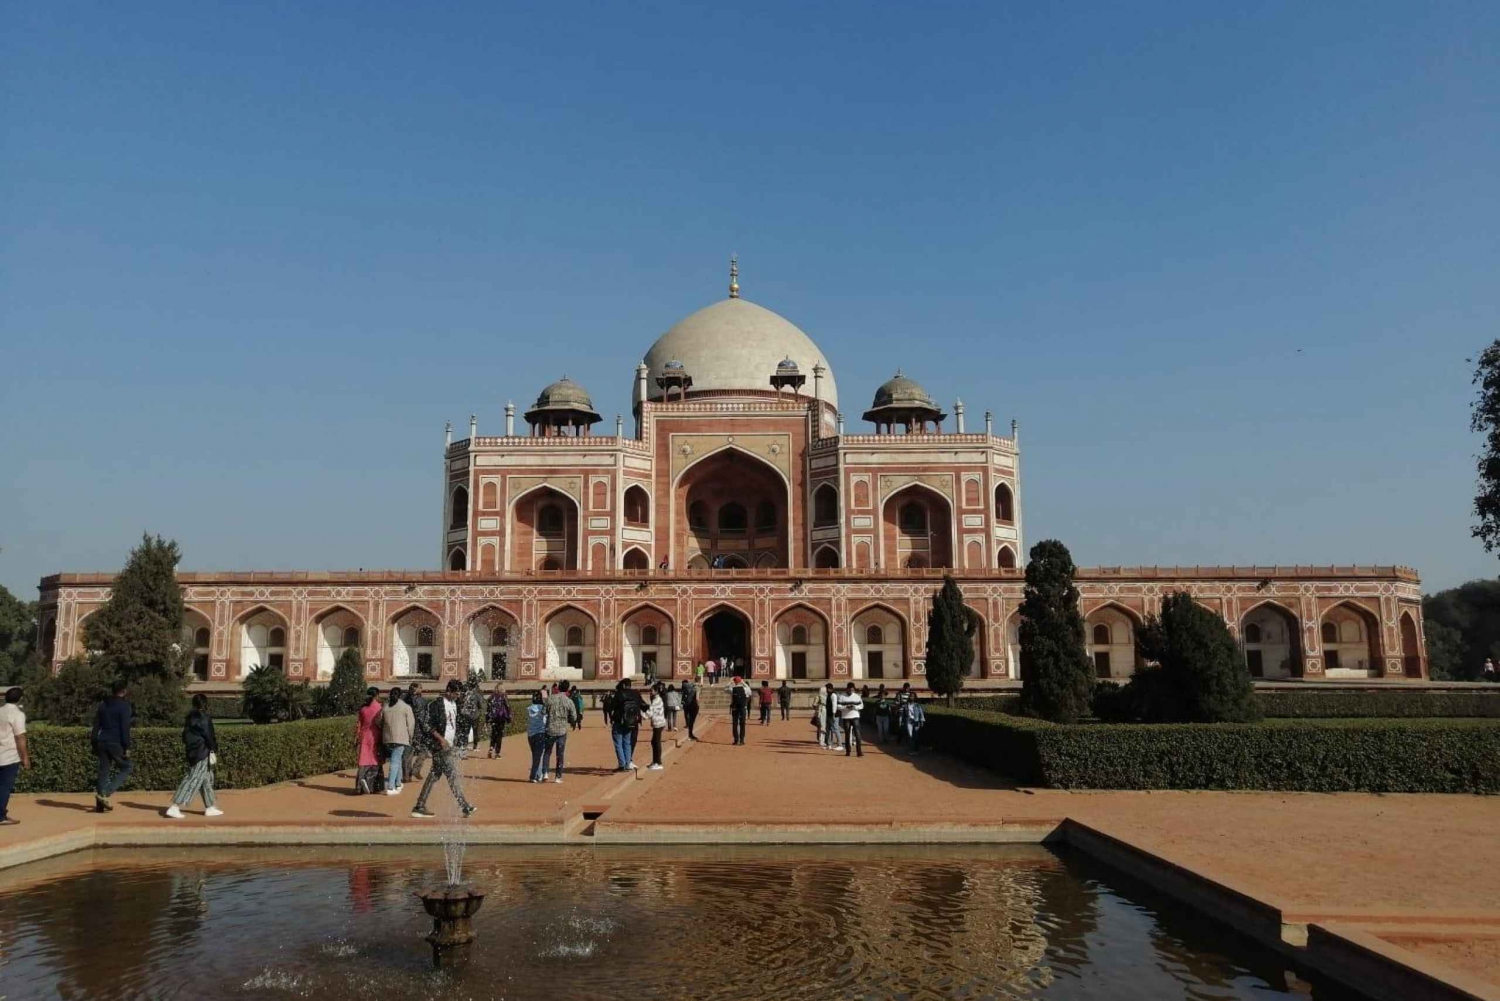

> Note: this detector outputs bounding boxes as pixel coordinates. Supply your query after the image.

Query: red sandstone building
[36,266,1427,687]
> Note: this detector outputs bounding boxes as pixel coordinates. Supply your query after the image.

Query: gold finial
[729,254,739,298]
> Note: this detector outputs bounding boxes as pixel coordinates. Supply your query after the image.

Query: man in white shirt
[837,682,864,758]
[0,687,31,826]
[411,680,476,819]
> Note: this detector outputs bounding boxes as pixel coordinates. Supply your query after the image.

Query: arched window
[995,483,1014,522]
[622,548,649,570]
[997,547,1016,569]
[342,626,360,648]
[539,557,561,571]
[480,481,498,510]
[566,625,584,646]
[417,626,435,647]
[449,548,466,571]
[450,485,469,529]
[591,480,608,511]
[898,502,927,535]
[624,486,650,526]
[1244,623,1262,644]
[1092,623,1111,646]
[722,555,749,568]
[1321,621,1337,645]
[755,501,776,531]
[490,625,509,647]
[269,627,286,648]
[813,485,838,527]
[191,626,211,681]
[791,624,808,646]
[194,627,211,648]
[814,546,840,568]
[866,625,884,645]
[904,554,929,569]
[852,479,870,508]
[537,503,565,538]
[963,479,980,508]
[718,502,747,532]
[689,501,709,530]
[641,625,658,646]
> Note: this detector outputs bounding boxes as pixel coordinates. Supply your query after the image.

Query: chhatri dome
[634,258,839,408]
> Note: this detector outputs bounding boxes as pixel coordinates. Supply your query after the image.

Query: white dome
[635,297,838,408]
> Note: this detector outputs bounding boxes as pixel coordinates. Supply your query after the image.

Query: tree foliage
[323,647,367,718]
[924,576,975,705]
[1017,540,1093,723]
[241,665,311,724]
[1119,592,1261,723]
[0,584,42,688]
[82,533,189,682]
[1424,580,1500,681]
[1424,618,1465,681]
[1472,340,1500,555]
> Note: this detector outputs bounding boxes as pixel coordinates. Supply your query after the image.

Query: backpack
[907,703,926,727]
[616,695,642,729]
[730,685,750,711]
[488,694,511,724]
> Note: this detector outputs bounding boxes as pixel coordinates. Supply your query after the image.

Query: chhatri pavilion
[37,262,1427,688]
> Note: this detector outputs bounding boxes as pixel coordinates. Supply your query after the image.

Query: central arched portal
[702,607,751,674]
[676,448,789,569]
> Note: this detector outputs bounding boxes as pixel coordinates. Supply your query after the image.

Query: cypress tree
[1017,539,1094,723]
[924,576,975,706]
[1131,592,1261,723]
[325,647,367,717]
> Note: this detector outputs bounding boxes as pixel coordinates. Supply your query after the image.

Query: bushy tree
[0,584,42,687]
[1017,540,1094,723]
[1472,340,1500,556]
[31,657,111,725]
[1124,592,1261,723]
[1424,618,1465,681]
[82,534,189,694]
[241,665,310,724]
[924,576,976,706]
[322,647,367,717]
[1423,581,1500,680]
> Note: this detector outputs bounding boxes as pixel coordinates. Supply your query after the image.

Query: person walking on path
[873,685,892,744]
[165,693,221,818]
[611,678,644,771]
[354,687,384,794]
[728,675,752,745]
[664,684,682,731]
[838,683,865,757]
[525,691,549,782]
[0,687,31,827]
[822,683,842,750]
[542,681,578,783]
[904,699,926,751]
[570,685,585,730]
[92,679,134,813]
[777,680,792,721]
[894,683,914,747]
[757,680,775,725]
[486,685,511,759]
[695,661,705,687]
[681,678,700,741]
[812,688,831,747]
[411,680,477,819]
[380,687,415,795]
[405,683,430,781]
[645,683,668,770]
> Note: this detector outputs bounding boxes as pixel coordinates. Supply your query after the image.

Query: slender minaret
[1011,418,1019,443]
[635,362,649,438]
[444,421,453,449]
[615,413,624,438]
[954,399,965,433]
[468,414,477,441]
[836,411,845,435]
[985,411,994,437]
[504,401,515,436]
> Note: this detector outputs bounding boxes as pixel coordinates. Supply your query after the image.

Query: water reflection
[0,845,1354,1000]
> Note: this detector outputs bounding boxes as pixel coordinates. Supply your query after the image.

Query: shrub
[322,648,367,718]
[16,716,359,793]
[240,665,310,724]
[1125,592,1260,723]
[921,708,1500,793]
[1257,689,1500,718]
[1017,540,1094,722]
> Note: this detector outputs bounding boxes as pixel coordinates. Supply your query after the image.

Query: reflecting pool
[0,845,1362,1000]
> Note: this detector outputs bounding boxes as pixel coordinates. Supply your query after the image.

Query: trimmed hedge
[17,716,360,794]
[1257,690,1500,719]
[923,708,1500,793]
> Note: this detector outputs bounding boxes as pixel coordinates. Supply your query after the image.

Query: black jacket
[182,709,218,764]
[93,696,133,751]
[420,696,468,749]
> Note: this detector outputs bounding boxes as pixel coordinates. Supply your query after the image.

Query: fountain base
[417,883,486,969]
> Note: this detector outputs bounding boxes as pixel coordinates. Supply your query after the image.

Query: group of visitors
[351,679,478,819]
[604,677,672,771]
[695,656,743,685]
[524,680,579,783]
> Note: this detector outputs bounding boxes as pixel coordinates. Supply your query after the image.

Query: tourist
[838,682,864,757]
[382,686,414,795]
[664,684,682,731]
[706,657,718,686]
[658,557,669,571]
[411,680,477,819]
[526,690,548,782]
[91,679,134,813]
[601,686,615,726]
[874,685,892,743]
[354,687,385,794]
[823,683,842,750]
[1486,658,1497,682]
[895,683,915,747]
[905,698,927,752]
[728,675,752,745]
[542,680,578,783]
[611,678,644,771]
[681,676,700,741]
[861,684,871,703]
[405,683,429,781]
[812,687,830,746]
[569,685,585,730]
[486,685,511,758]
[165,693,222,818]
[0,687,30,827]
[694,661,705,687]
[645,683,668,770]
[757,680,775,725]
[777,680,792,721]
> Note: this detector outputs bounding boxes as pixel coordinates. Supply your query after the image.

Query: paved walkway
[5,712,1500,989]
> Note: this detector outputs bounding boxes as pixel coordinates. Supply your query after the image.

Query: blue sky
[2,1,1497,596]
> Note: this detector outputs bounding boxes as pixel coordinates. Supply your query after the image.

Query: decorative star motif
[679,444,694,456]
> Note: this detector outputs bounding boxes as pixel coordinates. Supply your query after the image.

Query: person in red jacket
[757,680,775,725]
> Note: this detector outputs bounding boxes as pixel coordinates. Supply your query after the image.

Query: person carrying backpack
[611,679,644,771]
[569,685,585,730]
[680,678,700,741]
[728,676,752,745]
[486,685,512,759]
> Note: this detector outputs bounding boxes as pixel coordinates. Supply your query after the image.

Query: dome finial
[728,254,739,299]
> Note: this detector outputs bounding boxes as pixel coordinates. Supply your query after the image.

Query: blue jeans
[876,716,890,742]
[0,761,19,821]
[543,733,567,779]
[611,727,637,769]
[528,733,546,780]
[385,745,406,791]
[95,743,132,799]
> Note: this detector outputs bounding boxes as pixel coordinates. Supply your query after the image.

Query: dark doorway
[867,651,884,680]
[791,651,807,679]
[703,609,750,673]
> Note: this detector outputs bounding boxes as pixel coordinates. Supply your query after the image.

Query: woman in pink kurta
[355,689,383,794]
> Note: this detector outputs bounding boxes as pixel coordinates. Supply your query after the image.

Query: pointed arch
[450,483,469,530]
[813,544,840,569]
[879,481,954,570]
[467,604,517,679]
[233,604,290,679]
[448,547,467,572]
[774,602,831,680]
[182,607,213,681]
[543,603,598,681]
[508,482,580,571]
[1320,600,1383,677]
[390,603,442,679]
[851,601,909,680]
[997,545,1017,569]
[1084,601,1143,679]
[1400,610,1422,679]
[673,444,792,570]
[622,546,650,570]
[995,482,1014,522]
[623,484,651,526]
[813,483,839,528]
[311,603,366,681]
[621,601,675,679]
[1240,599,1302,679]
